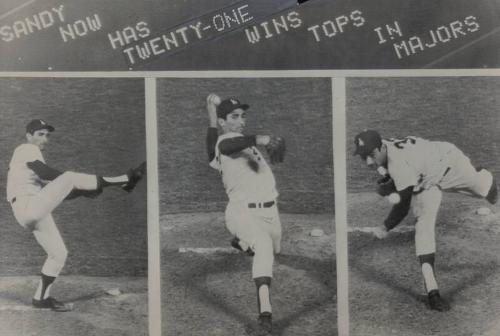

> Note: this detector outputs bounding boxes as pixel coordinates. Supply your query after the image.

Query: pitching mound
[348,192,500,336]
[161,212,336,336]
[0,276,147,336]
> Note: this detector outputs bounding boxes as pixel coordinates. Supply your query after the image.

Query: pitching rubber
[0,302,74,312]
[348,226,414,234]
[178,247,240,254]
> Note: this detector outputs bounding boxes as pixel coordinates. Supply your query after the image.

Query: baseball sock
[34,274,56,300]
[254,276,272,314]
[419,254,438,292]
[97,175,129,188]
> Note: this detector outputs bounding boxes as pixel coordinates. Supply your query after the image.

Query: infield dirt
[161,212,336,336]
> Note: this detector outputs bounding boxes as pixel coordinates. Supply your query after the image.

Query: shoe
[32,297,72,312]
[486,177,498,204]
[122,162,146,192]
[257,312,272,335]
[428,290,450,312]
[230,237,255,256]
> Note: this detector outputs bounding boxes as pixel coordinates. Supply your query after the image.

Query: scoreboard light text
[116,4,254,65]
[108,22,151,49]
[392,16,480,59]
[0,5,65,42]
[307,10,366,42]
[244,11,302,44]
[59,14,102,42]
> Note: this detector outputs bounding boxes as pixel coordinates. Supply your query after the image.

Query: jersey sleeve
[206,127,218,162]
[218,136,257,156]
[208,132,246,170]
[26,160,62,181]
[14,144,44,164]
[387,146,420,191]
[388,160,419,191]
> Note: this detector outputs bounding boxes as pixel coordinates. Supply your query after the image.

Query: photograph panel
[347,77,500,336]
[0,78,148,336]
[158,77,335,335]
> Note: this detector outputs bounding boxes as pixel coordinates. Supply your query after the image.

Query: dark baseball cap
[217,98,249,119]
[353,129,382,158]
[26,119,55,134]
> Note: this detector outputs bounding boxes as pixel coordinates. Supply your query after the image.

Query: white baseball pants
[225,200,282,279]
[11,171,98,276]
[413,147,494,256]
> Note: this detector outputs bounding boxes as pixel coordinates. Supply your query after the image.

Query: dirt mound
[0,276,147,336]
[348,192,500,336]
[161,212,336,335]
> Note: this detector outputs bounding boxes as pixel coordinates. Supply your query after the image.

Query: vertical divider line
[145,77,161,336]
[332,77,349,336]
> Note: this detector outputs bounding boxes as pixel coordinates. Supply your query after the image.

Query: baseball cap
[26,119,55,134]
[217,98,249,119]
[353,129,382,158]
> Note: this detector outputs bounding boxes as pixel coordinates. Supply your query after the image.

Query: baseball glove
[376,175,396,196]
[266,136,286,164]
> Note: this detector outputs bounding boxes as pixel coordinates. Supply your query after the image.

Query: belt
[248,201,275,209]
[10,197,16,204]
[413,167,451,195]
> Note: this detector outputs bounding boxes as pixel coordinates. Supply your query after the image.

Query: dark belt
[248,201,275,209]
[11,197,16,204]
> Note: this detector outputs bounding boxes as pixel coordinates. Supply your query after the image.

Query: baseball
[310,228,324,237]
[106,288,121,296]
[387,192,401,204]
[476,207,492,216]
[213,95,221,105]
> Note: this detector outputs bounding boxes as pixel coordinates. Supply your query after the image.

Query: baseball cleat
[486,177,498,204]
[427,290,450,312]
[257,312,273,334]
[230,237,255,256]
[122,161,146,192]
[32,297,72,312]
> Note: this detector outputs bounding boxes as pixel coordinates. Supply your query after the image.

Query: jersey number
[392,136,417,149]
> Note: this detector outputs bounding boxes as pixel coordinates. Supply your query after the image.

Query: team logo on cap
[40,120,46,125]
[358,138,365,147]
[230,99,238,105]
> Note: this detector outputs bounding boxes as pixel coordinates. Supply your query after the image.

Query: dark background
[0,0,499,70]
[0,78,147,276]
[157,77,334,214]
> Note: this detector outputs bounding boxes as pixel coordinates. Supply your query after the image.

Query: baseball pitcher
[205,94,286,334]
[7,119,146,311]
[354,129,498,312]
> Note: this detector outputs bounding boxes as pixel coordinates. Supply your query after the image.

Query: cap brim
[36,125,55,132]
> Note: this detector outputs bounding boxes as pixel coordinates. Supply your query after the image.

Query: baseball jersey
[7,143,45,200]
[210,132,278,202]
[385,137,456,191]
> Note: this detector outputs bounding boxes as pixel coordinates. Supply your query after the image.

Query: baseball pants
[413,147,493,257]
[413,186,442,256]
[438,144,493,197]
[225,200,282,279]
[11,171,99,276]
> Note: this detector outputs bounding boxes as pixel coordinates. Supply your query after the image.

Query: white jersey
[7,143,45,201]
[209,132,278,202]
[385,137,458,191]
